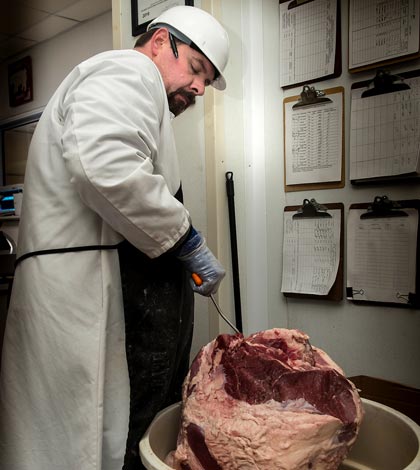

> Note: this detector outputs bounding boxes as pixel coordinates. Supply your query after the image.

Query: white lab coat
[0,50,191,470]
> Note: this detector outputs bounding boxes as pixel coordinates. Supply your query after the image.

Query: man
[0,6,229,470]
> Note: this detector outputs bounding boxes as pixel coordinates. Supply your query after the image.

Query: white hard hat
[148,6,229,90]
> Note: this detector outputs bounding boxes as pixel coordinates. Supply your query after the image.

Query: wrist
[173,226,204,258]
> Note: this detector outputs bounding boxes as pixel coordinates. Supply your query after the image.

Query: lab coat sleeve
[59,52,190,258]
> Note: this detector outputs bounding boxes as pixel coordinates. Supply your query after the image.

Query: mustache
[167,89,196,116]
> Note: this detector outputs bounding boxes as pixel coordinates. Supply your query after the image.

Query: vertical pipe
[241,0,268,333]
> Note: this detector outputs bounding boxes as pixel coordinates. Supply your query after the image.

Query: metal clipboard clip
[361,69,410,98]
[396,292,420,307]
[396,292,409,302]
[288,0,316,9]
[360,196,408,219]
[292,85,332,109]
[293,198,332,219]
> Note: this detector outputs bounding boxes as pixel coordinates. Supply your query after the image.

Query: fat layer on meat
[169,328,364,470]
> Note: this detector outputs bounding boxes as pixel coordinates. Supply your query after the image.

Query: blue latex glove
[175,227,225,296]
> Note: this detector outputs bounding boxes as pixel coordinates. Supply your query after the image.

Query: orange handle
[191,273,203,286]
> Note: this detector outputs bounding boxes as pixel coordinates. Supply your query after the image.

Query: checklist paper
[347,208,418,304]
[279,0,337,87]
[350,77,420,181]
[281,210,341,295]
[349,0,420,70]
[284,90,343,186]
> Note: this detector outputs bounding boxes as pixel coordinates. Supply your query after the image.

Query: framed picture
[131,0,194,37]
[8,56,33,107]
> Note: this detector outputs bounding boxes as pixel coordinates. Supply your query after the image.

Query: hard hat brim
[212,74,226,91]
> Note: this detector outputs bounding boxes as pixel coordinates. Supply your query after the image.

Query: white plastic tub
[139,398,420,470]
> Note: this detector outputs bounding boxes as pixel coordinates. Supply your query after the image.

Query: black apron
[119,187,194,470]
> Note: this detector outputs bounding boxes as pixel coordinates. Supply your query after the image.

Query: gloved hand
[175,227,225,296]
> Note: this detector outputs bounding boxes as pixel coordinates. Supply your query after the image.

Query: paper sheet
[285,91,343,185]
[347,208,418,303]
[279,0,337,87]
[349,0,420,70]
[281,209,341,295]
[350,76,420,181]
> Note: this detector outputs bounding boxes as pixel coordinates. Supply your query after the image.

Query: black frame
[8,56,33,107]
[131,0,194,37]
[0,112,42,186]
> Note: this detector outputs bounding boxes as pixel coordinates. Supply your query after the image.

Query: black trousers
[118,241,194,470]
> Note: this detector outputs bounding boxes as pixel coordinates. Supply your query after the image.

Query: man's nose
[191,78,206,96]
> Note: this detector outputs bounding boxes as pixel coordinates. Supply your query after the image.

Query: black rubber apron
[119,186,194,470]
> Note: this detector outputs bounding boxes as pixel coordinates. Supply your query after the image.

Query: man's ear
[150,28,169,57]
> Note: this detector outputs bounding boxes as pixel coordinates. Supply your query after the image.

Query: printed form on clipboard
[281,199,342,297]
[350,70,420,183]
[284,85,344,190]
[348,0,420,72]
[279,0,339,88]
[347,197,420,307]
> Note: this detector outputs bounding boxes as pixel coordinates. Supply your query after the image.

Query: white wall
[0,11,112,121]
[260,0,420,388]
[215,0,419,388]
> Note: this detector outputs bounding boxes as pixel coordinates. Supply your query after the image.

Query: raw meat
[169,328,363,470]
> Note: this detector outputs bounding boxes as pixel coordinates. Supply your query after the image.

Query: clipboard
[279,0,342,89]
[348,0,420,73]
[350,69,420,185]
[283,86,345,192]
[346,196,420,308]
[282,199,344,301]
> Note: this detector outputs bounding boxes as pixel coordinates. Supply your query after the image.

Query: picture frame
[8,56,33,107]
[131,0,194,37]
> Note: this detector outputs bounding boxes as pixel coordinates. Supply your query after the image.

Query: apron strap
[15,244,120,267]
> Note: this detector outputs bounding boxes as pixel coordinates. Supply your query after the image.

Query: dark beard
[167,89,196,116]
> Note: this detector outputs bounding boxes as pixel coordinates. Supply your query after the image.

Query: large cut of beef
[169,328,364,470]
